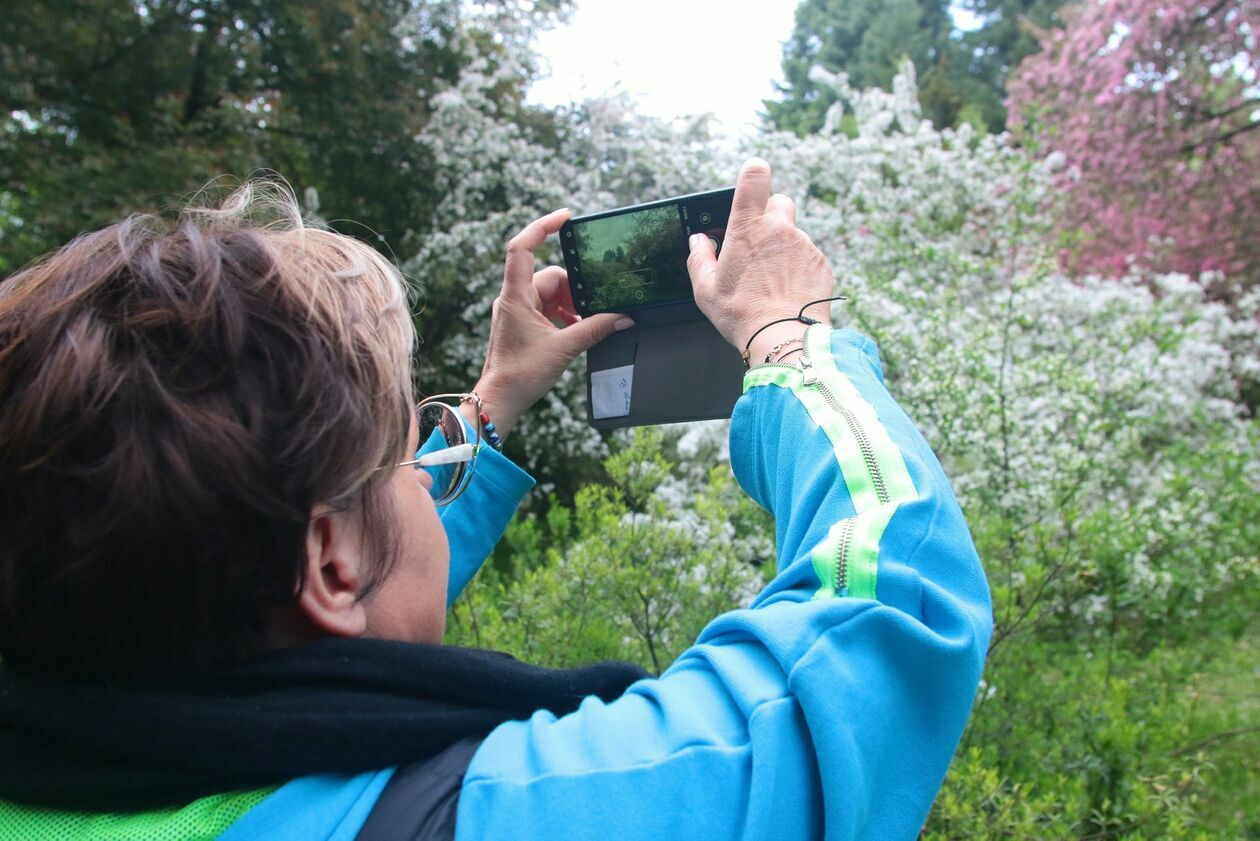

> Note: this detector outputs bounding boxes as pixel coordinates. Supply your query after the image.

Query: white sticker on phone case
[591,365,634,419]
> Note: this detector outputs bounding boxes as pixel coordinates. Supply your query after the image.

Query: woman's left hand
[468,209,632,440]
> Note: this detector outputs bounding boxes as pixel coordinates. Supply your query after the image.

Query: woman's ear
[297,505,369,638]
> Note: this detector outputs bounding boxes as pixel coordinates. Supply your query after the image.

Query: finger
[686,233,718,295]
[765,193,796,226]
[555,312,634,357]
[533,265,575,315]
[729,158,772,228]
[534,267,581,325]
[503,208,571,299]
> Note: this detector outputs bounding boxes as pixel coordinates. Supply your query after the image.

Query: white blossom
[407,49,1257,633]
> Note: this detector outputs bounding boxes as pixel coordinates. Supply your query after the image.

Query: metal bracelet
[763,337,804,364]
[773,346,805,364]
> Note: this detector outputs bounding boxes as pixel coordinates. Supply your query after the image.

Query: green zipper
[743,326,917,600]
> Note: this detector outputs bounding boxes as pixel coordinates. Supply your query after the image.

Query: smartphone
[560,187,734,317]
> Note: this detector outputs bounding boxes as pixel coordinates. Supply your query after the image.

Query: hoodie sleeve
[454,326,992,840]
[427,419,535,607]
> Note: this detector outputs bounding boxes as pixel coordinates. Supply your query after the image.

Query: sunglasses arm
[411,442,476,468]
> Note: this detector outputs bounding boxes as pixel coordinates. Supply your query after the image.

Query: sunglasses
[392,393,484,505]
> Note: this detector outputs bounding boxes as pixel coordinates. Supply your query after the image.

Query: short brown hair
[0,181,415,678]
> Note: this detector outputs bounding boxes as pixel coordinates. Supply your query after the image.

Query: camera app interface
[572,205,691,311]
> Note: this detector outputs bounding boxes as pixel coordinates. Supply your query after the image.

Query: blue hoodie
[224,326,992,840]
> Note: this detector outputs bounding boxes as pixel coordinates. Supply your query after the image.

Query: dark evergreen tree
[766,0,950,135]
[764,0,1068,135]
[951,0,1070,130]
[0,0,554,272]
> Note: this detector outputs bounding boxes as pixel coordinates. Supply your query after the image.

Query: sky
[526,0,801,136]
[527,1,986,136]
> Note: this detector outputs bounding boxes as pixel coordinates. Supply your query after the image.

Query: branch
[1170,726,1260,757]
[1192,0,1231,27]
[636,588,661,675]
[1168,0,1233,41]
[85,2,188,78]
[986,551,1071,655]
[1180,118,1260,154]
[1188,98,1258,124]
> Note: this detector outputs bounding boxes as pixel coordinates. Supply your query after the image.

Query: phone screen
[570,204,692,312]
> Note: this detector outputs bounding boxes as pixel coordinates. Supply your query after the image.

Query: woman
[0,160,991,839]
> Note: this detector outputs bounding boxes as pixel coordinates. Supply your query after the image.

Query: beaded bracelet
[478,411,503,451]
[461,392,503,451]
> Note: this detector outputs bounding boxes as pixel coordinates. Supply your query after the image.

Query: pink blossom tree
[1007,0,1259,291]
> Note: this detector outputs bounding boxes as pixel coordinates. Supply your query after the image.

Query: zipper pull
[800,357,818,386]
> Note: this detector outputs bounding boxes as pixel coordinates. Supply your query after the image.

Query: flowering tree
[431,54,1258,833]
[1006,0,1260,290]
[739,61,1259,645]
[402,38,736,489]
[415,48,1258,639]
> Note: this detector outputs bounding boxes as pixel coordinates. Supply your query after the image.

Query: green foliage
[446,427,771,674]
[0,193,25,276]
[940,432,1260,838]
[0,0,555,272]
[930,631,1259,839]
[928,747,1085,839]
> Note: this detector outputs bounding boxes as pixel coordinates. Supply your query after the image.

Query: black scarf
[0,637,648,812]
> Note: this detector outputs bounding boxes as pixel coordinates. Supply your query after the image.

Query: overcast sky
[527,0,801,136]
[526,2,986,136]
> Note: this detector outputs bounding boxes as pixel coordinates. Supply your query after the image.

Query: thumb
[686,234,718,296]
[556,312,635,356]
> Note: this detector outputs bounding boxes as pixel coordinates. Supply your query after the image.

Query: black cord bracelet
[740,295,849,367]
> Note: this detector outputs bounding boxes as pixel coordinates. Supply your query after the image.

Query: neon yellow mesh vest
[0,787,276,840]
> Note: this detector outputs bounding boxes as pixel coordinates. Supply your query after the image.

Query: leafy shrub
[446,427,770,673]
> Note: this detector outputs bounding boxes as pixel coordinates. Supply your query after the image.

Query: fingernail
[688,234,705,252]
[614,317,635,331]
[554,207,571,216]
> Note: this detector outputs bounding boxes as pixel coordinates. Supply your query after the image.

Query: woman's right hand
[686,159,836,365]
